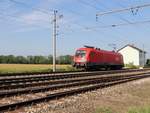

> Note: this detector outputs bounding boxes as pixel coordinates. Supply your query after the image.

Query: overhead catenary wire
[58,0,132,44]
[88,19,150,29]
[76,0,99,10]
[94,0,136,24]
[93,0,141,41]
[5,0,150,43]
[9,0,54,15]
[78,0,135,27]
[94,0,150,46]
[0,0,55,28]
[93,0,134,42]
[111,1,150,34]
[62,0,149,54]
[2,0,147,53]
[0,10,51,29]
[76,0,123,26]
[96,3,150,16]
[95,0,150,42]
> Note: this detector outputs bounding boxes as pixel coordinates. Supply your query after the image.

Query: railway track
[0,69,149,86]
[0,70,84,77]
[0,69,150,112]
[0,69,149,96]
[0,69,149,91]
[0,72,149,98]
[0,68,148,79]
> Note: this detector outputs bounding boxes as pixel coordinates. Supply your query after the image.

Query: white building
[118,44,146,67]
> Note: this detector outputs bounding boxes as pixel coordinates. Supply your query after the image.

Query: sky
[0,0,150,57]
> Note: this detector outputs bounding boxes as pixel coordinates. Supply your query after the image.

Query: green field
[0,64,74,74]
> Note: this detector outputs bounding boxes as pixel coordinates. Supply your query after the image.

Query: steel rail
[0,69,148,85]
[0,68,148,80]
[0,71,149,91]
[0,73,149,98]
[0,73,149,112]
[0,70,84,77]
[0,69,129,80]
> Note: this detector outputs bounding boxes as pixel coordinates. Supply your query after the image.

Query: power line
[9,0,95,33]
[77,0,133,25]
[96,3,150,16]
[93,0,136,42]
[94,0,135,23]
[76,0,99,10]
[0,1,54,27]
[59,20,129,45]
[9,0,54,15]
[0,10,51,29]
[88,19,150,29]
[58,1,131,44]
[111,2,149,31]
[95,0,150,40]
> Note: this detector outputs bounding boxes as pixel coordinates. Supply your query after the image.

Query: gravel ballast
[5,77,150,113]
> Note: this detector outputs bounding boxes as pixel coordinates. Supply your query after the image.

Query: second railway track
[0,72,150,98]
[0,69,149,86]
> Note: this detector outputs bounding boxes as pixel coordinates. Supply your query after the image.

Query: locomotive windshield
[75,50,86,57]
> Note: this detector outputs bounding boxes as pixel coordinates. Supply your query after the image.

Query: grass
[125,63,139,69]
[94,107,113,113]
[127,106,150,113]
[0,64,75,74]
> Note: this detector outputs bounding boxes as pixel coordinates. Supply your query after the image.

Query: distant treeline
[0,55,73,64]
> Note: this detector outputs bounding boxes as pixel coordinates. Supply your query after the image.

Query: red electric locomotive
[73,46,124,70]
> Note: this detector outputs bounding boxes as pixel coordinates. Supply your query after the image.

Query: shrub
[125,63,139,69]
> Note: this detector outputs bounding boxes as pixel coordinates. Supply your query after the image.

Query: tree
[0,55,16,63]
[0,55,5,63]
[27,56,34,64]
[0,55,73,64]
[48,55,53,64]
[16,56,27,64]
[58,55,73,64]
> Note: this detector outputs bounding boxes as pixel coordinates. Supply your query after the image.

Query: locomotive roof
[77,47,121,55]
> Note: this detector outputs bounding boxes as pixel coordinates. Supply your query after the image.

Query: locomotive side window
[75,50,86,57]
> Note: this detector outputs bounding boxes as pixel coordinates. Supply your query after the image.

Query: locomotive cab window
[75,50,86,57]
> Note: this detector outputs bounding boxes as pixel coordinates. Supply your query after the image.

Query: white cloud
[11,0,82,32]
[18,9,79,31]
[12,10,53,32]
[20,10,51,26]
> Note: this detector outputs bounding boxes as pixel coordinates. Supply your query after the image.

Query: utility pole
[52,10,57,72]
[52,10,63,72]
